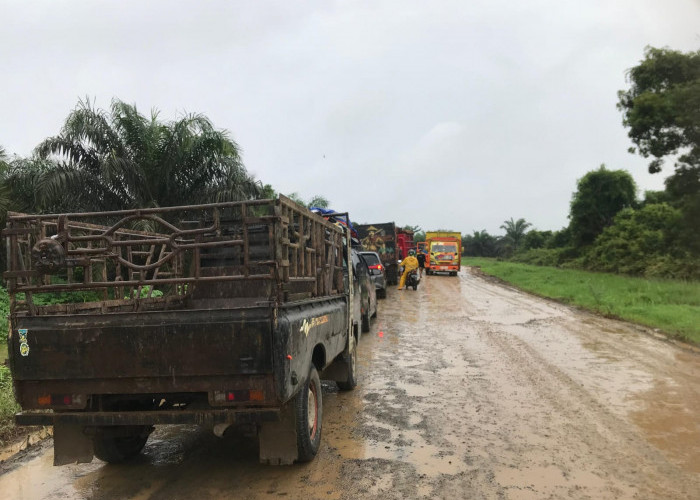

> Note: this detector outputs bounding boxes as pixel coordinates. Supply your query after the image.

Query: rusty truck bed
[4,196,348,423]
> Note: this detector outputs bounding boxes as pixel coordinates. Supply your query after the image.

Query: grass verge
[463,257,700,345]
[1,356,20,446]
[1,285,19,445]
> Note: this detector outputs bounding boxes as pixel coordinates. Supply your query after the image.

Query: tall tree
[522,230,553,251]
[618,47,700,255]
[569,165,637,247]
[618,46,700,175]
[463,230,498,257]
[500,218,532,253]
[34,98,262,212]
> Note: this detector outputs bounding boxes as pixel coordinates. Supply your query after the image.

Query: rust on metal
[3,196,346,317]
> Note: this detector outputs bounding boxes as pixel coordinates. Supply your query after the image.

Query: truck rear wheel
[295,366,322,462]
[93,425,151,464]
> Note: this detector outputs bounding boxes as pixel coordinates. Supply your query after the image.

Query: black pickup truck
[3,195,359,465]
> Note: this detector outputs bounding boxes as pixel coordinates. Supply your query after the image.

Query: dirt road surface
[1,268,698,499]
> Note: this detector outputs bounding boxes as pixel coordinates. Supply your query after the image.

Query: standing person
[416,250,426,277]
[397,250,419,290]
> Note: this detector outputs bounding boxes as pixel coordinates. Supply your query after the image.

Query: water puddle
[630,373,700,473]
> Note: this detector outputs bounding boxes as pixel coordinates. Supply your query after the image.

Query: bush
[583,203,700,279]
[511,248,562,267]
[511,246,582,268]
[0,363,20,444]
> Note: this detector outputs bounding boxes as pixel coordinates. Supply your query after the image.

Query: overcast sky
[1,1,699,234]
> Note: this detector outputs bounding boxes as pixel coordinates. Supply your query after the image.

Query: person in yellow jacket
[397,249,419,289]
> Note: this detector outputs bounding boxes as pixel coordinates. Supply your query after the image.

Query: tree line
[1,46,697,280]
[463,46,700,280]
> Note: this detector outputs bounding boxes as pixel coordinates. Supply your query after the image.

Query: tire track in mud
[457,270,698,498]
[344,270,699,499]
[1,269,698,500]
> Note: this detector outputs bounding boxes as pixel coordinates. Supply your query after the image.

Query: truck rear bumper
[15,408,280,427]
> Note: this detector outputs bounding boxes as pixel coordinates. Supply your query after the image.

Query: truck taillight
[212,389,265,405]
[37,394,84,408]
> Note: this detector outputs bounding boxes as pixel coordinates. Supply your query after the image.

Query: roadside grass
[1,344,20,446]
[1,285,19,445]
[462,257,700,345]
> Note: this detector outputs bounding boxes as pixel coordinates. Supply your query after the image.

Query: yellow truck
[425,231,461,276]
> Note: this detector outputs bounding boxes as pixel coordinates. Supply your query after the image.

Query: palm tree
[2,155,67,214]
[34,98,262,212]
[500,218,532,253]
[470,230,498,257]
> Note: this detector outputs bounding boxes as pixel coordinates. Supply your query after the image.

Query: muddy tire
[337,335,358,391]
[295,366,323,462]
[377,288,386,299]
[361,307,370,333]
[93,426,150,464]
[412,285,417,291]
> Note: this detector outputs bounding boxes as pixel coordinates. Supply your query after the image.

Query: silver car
[359,251,387,299]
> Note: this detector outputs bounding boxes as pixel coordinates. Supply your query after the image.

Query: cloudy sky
[1,1,698,234]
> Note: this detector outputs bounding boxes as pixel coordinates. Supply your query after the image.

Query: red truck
[395,228,415,261]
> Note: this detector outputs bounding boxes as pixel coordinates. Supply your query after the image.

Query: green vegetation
[568,166,636,247]
[2,98,263,217]
[0,362,19,445]
[462,46,700,281]
[499,218,532,255]
[1,286,18,444]
[462,257,700,345]
[617,46,700,175]
[286,192,331,209]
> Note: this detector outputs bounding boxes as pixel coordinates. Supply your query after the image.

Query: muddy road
[1,268,699,499]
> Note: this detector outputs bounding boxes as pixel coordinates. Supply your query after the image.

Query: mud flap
[320,357,349,383]
[258,403,298,465]
[53,423,94,465]
[321,331,354,383]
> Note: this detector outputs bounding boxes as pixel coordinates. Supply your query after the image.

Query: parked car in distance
[351,249,378,332]
[359,251,387,299]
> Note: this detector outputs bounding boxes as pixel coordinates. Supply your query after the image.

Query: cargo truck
[4,195,360,466]
[355,222,400,285]
[425,231,462,276]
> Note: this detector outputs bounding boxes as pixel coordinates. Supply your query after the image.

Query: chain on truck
[3,195,360,465]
